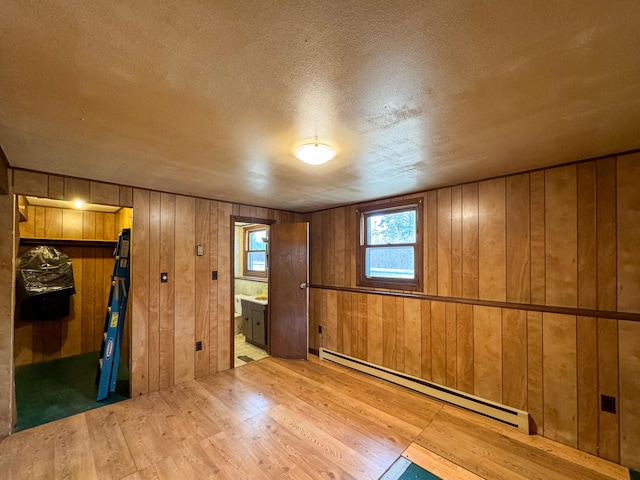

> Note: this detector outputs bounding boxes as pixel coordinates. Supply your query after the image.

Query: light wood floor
[0,355,631,479]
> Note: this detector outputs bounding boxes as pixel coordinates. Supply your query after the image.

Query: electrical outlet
[318,325,322,334]
[195,341,203,351]
[601,395,616,413]
[211,270,218,280]
[160,272,168,283]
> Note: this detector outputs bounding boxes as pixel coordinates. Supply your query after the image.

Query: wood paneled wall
[308,152,640,470]
[0,194,16,438]
[14,206,128,366]
[130,193,302,397]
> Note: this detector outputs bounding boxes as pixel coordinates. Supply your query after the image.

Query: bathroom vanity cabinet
[241,299,268,350]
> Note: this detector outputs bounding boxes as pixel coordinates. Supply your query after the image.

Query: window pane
[367,210,416,245]
[365,246,414,279]
[247,252,266,271]
[249,230,266,250]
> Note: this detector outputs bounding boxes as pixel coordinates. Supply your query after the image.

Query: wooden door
[269,222,309,359]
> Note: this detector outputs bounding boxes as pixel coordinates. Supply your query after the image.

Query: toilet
[234,295,244,334]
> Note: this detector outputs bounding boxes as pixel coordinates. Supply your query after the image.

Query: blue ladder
[96,228,131,401]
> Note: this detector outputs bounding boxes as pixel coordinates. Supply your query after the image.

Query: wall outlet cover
[195,341,203,351]
[601,394,616,414]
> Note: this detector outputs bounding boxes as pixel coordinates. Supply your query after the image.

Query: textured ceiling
[1,1,640,212]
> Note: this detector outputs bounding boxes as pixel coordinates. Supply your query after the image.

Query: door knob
[299,282,307,289]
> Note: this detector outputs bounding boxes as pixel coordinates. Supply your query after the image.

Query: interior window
[357,199,423,290]
[243,226,267,277]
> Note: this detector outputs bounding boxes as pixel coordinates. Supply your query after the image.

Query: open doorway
[232,218,273,367]
[13,195,132,431]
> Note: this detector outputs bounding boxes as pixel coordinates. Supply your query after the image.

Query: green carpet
[14,351,129,432]
[381,457,441,480]
[397,463,440,480]
[630,469,640,480]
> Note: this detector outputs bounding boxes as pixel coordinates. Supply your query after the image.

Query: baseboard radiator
[319,348,530,434]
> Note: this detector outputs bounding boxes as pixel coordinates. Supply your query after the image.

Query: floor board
[0,355,631,479]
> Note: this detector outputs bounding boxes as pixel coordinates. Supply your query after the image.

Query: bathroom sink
[254,295,268,301]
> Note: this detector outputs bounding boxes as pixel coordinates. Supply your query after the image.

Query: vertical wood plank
[194,199,210,378]
[93,247,103,351]
[545,165,578,307]
[217,202,232,372]
[445,302,457,388]
[367,295,383,366]
[382,296,396,369]
[461,183,479,299]
[450,186,462,298]
[478,178,506,302]
[619,320,640,470]
[455,303,473,394]
[131,189,150,396]
[147,192,161,392]
[616,153,640,312]
[346,205,356,288]
[577,162,597,310]
[598,318,619,463]
[341,291,352,357]
[81,248,96,353]
[34,206,46,237]
[62,209,83,239]
[310,212,323,286]
[502,309,527,410]
[395,297,405,372]
[208,201,218,374]
[357,293,368,361]
[527,311,544,434]
[159,194,175,388]
[403,298,421,377]
[420,300,431,381]
[334,207,346,288]
[46,207,63,238]
[430,301,446,385]
[577,316,598,455]
[437,188,452,296]
[426,190,438,295]
[530,172,546,305]
[473,305,502,403]
[63,246,82,358]
[543,313,578,448]
[95,212,105,240]
[506,174,531,304]
[321,210,335,286]
[104,212,116,240]
[174,196,196,384]
[597,157,617,311]
[326,290,338,351]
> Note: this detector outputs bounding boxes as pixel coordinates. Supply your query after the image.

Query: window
[243,225,267,277]
[357,199,423,290]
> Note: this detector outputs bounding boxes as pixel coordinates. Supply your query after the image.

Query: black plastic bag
[17,246,75,321]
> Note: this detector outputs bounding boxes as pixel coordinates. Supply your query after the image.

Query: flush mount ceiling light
[294,138,336,165]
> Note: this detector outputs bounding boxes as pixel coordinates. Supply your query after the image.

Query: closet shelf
[19,237,118,248]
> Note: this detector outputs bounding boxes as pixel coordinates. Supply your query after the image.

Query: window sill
[235,276,268,283]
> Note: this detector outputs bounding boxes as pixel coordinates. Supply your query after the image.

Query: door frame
[229,215,276,368]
